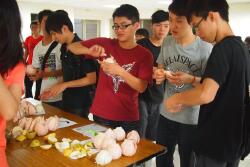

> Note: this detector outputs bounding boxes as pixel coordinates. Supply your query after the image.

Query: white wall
[18,1,250,41]
[17,1,114,39]
[229,3,250,40]
[18,1,75,40]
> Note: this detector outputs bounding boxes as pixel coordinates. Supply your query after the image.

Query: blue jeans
[156,115,196,167]
[93,115,139,133]
[191,152,240,167]
[138,99,161,141]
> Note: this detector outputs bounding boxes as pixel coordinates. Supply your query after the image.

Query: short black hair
[46,11,73,34]
[30,20,38,28]
[152,10,169,24]
[168,0,189,17]
[38,9,53,23]
[55,9,68,16]
[186,0,229,22]
[112,4,139,23]
[245,36,250,49]
[136,28,149,38]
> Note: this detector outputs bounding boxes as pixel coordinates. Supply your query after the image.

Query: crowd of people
[1,0,250,167]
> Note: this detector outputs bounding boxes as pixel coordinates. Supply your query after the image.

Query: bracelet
[191,75,196,84]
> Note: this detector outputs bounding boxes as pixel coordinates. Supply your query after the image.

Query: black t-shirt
[194,36,250,161]
[137,38,164,104]
[60,34,97,108]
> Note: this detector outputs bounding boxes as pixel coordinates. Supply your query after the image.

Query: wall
[229,3,250,40]
[73,8,112,38]
[17,1,250,40]
[18,1,75,40]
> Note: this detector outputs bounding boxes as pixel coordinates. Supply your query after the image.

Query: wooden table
[6,104,166,167]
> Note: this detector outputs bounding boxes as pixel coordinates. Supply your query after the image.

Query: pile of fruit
[13,98,45,122]
[92,127,140,166]
[12,130,97,160]
[11,122,141,165]
[12,115,59,139]
[54,138,96,159]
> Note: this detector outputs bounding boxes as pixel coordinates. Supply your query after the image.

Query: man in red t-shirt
[68,4,153,132]
[24,21,43,98]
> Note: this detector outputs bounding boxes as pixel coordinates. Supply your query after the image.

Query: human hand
[174,71,194,84]
[25,65,37,76]
[166,71,194,86]
[88,45,107,58]
[100,61,123,76]
[29,70,44,81]
[40,83,66,100]
[165,97,183,113]
[154,68,166,84]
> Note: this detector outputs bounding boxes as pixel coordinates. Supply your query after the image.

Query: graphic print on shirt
[38,53,56,80]
[165,54,202,93]
[106,61,135,93]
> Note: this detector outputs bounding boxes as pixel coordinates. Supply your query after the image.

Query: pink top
[0,62,25,146]
[0,62,24,167]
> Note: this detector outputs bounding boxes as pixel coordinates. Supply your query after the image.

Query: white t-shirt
[32,41,62,102]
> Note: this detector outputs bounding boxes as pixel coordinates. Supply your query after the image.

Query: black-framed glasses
[112,23,133,30]
[193,18,204,31]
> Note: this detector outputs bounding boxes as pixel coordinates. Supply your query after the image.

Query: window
[74,19,100,40]
[74,19,83,39]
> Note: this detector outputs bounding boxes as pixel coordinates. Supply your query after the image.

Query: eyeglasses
[112,23,133,30]
[193,18,204,31]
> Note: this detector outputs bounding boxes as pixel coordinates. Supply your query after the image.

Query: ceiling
[17,0,250,11]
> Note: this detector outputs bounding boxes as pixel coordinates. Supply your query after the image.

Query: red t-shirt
[24,35,43,64]
[0,62,25,167]
[81,38,153,121]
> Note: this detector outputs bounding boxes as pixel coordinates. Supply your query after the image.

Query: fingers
[168,77,183,86]
[100,61,114,67]
[170,71,193,84]
[165,101,183,113]
[90,45,107,57]
[164,70,174,78]
[29,75,38,81]
[154,68,166,84]
[155,69,165,77]
[165,71,181,84]
[100,61,110,72]
[93,45,102,54]
[174,71,185,75]
[40,86,60,100]
[100,61,119,76]
[40,90,52,100]
[29,76,35,81]
[100,61,105,70]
